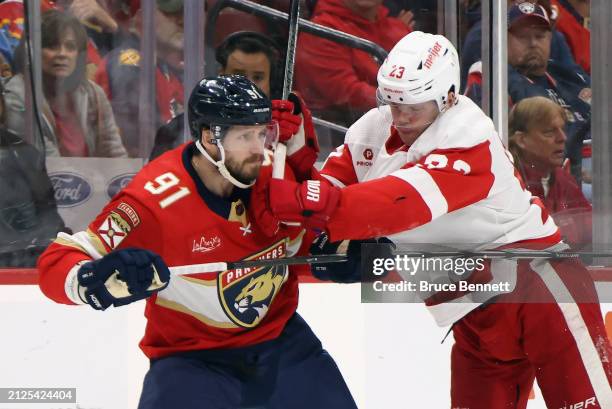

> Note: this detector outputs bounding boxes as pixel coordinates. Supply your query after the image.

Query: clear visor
[376,89,439,132]
[212,121,279,155]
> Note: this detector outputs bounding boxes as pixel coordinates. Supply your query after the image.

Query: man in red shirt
[551,0,590,73]
[295,0,412,126]
[508,95,592,249]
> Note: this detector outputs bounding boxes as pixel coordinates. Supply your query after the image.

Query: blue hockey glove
[77,248,170,310]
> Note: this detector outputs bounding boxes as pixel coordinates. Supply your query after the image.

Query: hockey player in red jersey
[252,32,612,408]
[37,75,356,409]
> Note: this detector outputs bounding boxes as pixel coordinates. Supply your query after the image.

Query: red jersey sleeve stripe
[327,175,433,241]
[419,143,494,213]
[320,144,359,187]
[326,141,495,241]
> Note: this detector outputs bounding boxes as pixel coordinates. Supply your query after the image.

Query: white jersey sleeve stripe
[56,231,106,260]
[391,167,449,220]
[321,174,347,188]
[531,260,612,407]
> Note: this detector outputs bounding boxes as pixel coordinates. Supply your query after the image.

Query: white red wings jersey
[320,95,562,326]
[38,143,308,359]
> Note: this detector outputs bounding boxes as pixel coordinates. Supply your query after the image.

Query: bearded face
[219,125,268,185]
[508,24,552,77]
[224,151,264,185]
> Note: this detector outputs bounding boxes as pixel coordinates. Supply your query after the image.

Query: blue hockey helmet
[187,75,272,140]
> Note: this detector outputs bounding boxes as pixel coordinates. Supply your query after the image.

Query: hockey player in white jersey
[250,31,612,408]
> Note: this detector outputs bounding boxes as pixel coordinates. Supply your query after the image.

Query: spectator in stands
[60,0,123,77]
[0,77,68,267]
[95,0,184,157]
[3,9,127,158]
[383,0,436,33]
[295,0,412,126]
[551,0,590,73]
[460,0,583,89]
[464,2,591,183]
[0,0,121,80]
[509,96,591,249]
[149,31,282,160]
[0,0,26,74]
[215,31,282,100]
[62,0,119,34]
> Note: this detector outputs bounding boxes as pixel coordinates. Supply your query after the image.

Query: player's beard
[225,154,264,185]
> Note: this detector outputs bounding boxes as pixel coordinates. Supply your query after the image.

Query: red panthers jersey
[38,143,309,359]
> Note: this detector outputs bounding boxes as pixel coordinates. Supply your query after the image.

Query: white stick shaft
[272,143,287,179]
[170,262,228,276]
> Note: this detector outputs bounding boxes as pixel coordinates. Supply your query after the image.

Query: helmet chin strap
[195,139,255,189]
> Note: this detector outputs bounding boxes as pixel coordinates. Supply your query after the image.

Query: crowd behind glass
[0,0,594,267]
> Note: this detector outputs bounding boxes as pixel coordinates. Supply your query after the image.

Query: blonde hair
[508,96,565,163]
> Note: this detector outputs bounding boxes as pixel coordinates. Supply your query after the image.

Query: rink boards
[0,280,610,409]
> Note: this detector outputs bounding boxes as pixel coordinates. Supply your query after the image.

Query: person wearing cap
[464,1,591,184]
[94,0,184,157]
[459,0,584,90]
[294,0,414,128]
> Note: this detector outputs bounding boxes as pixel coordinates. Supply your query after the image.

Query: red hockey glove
[269,178,340,231]
[272,93,320,182]
[272,99,302,143]
[248,165,281,237]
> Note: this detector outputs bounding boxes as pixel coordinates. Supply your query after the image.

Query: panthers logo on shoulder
[217,240,288,328]
[118,48,140,66]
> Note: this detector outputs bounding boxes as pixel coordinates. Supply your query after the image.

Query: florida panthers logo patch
[217,240,288,328]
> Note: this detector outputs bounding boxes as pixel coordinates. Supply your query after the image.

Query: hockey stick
[169,249,612,276]
[388,249,611,260]
[272,0,301,179]
[170,253,347,276]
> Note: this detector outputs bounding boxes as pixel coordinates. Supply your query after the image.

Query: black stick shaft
[282,0,300,99]
[171,249,612,276]
[226,254,349,270]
